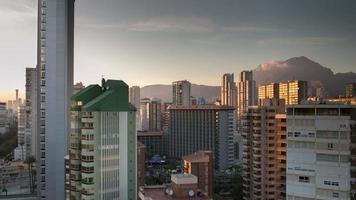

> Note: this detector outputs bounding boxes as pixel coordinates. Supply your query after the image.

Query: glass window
[299,176,309,183]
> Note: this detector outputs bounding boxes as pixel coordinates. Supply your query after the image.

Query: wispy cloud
[223,26,279,33]
[78,17,215,33]
[0,0,36,23]
[258,36,346,45]
[127,17,214,33]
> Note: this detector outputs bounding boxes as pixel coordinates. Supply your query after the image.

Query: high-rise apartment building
[183,151,214,198]
[172,80,191,105]
[221,73,237,107]
[17,105,27,159]
[130,86,141,130]
[258,83,279,102]
[167,105,235,171]
[25,68,37,157]
[286,104,356,200]
[140,98,161,131]
[242,98,287,200]
[0,102,7,134]
[237,71,256,121]
[279,80,307,105]
[36,0,75,199]
[346,83,356,98]
[69,79,137,200]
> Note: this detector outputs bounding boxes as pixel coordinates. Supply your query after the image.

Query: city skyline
[1,0,356,100]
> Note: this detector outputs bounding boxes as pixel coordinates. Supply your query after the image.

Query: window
[316,154,339,162]
[333,192,339,198]
[328,143,334,150]
[316,131,338,139]
[288,132,293,137]
[299,176,309,183]
[308,132,315,137]
[294,132,301,137]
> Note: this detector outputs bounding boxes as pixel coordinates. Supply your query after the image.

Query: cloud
[127,17,214,33]
[258,60,288,71]
[223,26,278,33]
[78,17,214,33]
[0,0,36,23]
[258,36,346,45]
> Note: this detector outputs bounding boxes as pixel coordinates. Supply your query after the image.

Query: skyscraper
[0,102,7,134]
[221,73,237,107]
[242,98,286,200]
[140,98,162,131]
[286,104,356,200]
[69,79,137,200]
[130,86,141,130]
[167,105,235,171]
[279,80,307,105]
[36,0,75,199]
[172,80,191,105]
[25,68,37,158]
[237,71,256,122]
[258,83,279,102]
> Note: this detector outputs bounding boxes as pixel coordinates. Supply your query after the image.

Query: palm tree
[25,156,35,193]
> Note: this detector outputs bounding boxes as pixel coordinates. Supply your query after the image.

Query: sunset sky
[1,0,356,101]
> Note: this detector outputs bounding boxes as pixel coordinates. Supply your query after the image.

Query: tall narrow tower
[221,73,237,107]
[36,0,75,199]
[172,80,191,105]
[237,71,256,122]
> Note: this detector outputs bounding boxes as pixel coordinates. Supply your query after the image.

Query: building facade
[25,68,37,158]
[129,86,141,130]
[69,79,137,200]
[242,99,287,200]
[137,131,163,157]
[139,98,161,131]
[183,151,214,198]
[172,80,191,105]
[286,105,356,200]
[258,83,279,102]
[221,73,237,107]
[279,80,308,105]
[237,71,256,122]
[36,0,75,199]
[167,105,235,171]
[0,102,7,134]
[346,83,356,98]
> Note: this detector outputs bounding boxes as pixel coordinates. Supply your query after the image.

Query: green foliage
[214,165,243,200]
[0,123,18,159]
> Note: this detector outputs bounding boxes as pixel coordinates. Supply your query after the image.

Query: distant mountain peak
[253,56,356,97]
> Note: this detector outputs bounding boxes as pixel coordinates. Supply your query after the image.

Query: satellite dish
[188,189,195,197]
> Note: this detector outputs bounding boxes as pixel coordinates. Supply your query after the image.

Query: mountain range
[141,56,356,102]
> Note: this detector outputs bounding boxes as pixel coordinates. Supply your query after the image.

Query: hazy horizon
[1,0,356,101]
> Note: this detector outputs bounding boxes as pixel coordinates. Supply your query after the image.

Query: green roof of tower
[73,79,136,112]
[71,84,102,104]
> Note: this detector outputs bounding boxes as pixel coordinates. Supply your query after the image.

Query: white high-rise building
[286,104,356,200]
[172,80,191,105]
[69,79,137,200]
[36,0,75,199]
[130,86,141,130]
